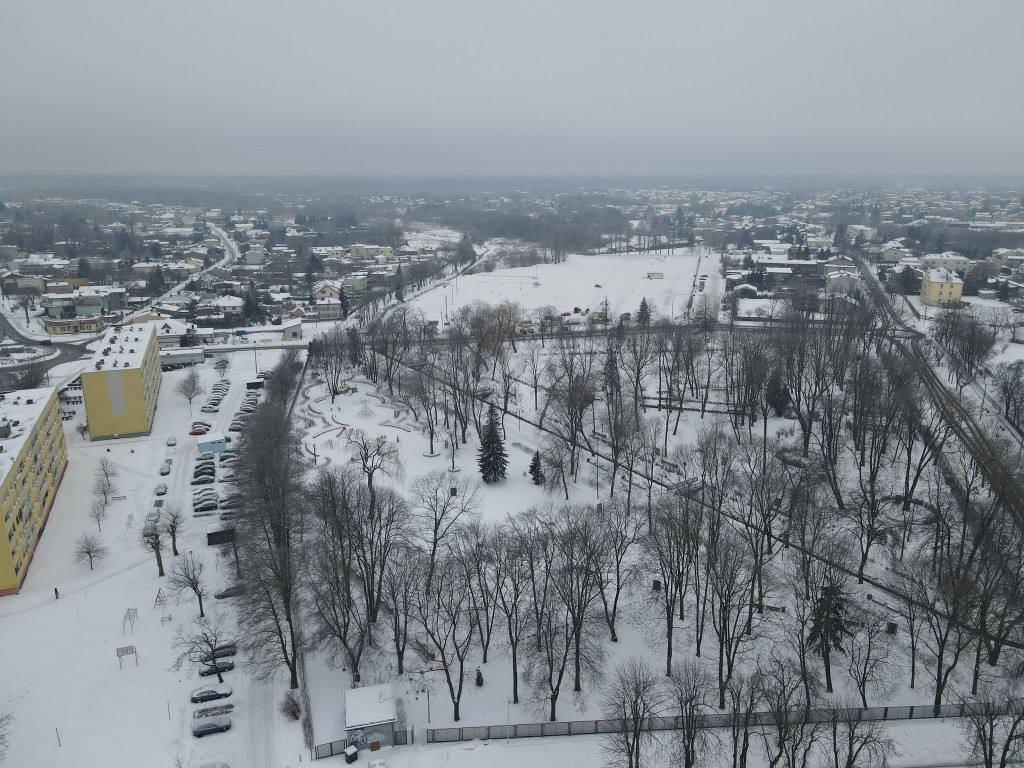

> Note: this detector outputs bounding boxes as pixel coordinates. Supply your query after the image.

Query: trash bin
[344,744,359,763]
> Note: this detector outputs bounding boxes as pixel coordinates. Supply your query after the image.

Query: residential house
[921,268,964,306]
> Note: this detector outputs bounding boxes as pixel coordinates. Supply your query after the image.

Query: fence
[425,701,1002,744]
[313,728,411,760]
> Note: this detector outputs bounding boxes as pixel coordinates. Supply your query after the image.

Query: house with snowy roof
[921,268,963,306]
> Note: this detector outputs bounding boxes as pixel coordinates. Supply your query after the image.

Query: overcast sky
[3,0,1022,179]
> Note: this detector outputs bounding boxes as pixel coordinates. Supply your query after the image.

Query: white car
[155,483,168,496]
[166,435,177,446]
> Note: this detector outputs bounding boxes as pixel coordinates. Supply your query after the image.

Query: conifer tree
[394,267,405,302]
[637,297,651,327]
[529,450,545,485]
[808,579,851,693]
[477,403,508,483]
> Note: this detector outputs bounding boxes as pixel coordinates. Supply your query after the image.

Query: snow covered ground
[0,246,983,768]
[410,247,719,325]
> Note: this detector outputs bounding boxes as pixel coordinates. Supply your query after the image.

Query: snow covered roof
[926,268,963,284]
[0,388,58,480]
[345,684,397,729]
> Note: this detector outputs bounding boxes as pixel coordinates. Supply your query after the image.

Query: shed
[345,684,398,750]
[197,432,228,454]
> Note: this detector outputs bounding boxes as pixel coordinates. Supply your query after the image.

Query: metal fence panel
[542,722,570,736]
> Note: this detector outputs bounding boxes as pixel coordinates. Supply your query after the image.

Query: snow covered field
[410,247,719,325]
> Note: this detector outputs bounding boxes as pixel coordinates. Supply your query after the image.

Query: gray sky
[3,0,1022,178]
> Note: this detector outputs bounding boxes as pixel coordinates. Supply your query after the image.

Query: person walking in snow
[54,587,59,599]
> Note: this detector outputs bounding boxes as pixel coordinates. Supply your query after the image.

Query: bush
[279,691,302,721]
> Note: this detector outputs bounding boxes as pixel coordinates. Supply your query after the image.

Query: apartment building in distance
[81,322,162,440]
[0,387,69,595]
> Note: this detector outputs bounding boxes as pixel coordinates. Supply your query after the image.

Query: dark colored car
[198,660,235,677]
[214,585,245,599]
[201,642,238,663]
[192,716,232,737]
[190,684,232,703]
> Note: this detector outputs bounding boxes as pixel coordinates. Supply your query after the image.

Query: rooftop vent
[25,399,33,405]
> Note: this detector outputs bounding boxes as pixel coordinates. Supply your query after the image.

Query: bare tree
[410,470,480,593]
[89,500,107,531]
[235,403,305,690]
[416,555,477,722]
[494,521,533,703]
[306,465,371,683]
[666,660,718,768]
[551,504,606,694]
[172,614,233,683]
[754,654,822,768]
[169,553,208,618]
[73,533,109,570]
[140,526,165,577]
[97,456,119,486]
[92,475,114,507]
[159,504,181,556]
[709,530,759,709]
[594,497,643,643]
[644,491,701,676]
[845,610,897,708]
[0,710,11,761]
[600,657,664,768]
[174,367,202,416]
[381,544,422,676]
[348,432,403,518]
[821,697,897,768]
[958,677,1024,768]
[309,325,349,402]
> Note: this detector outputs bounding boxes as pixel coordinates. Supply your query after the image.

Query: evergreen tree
[808,579,851,693]
[456,234,476,266]
[394,266,405,302]
[339,287,350,319]
[528,450,545,485]
[637,297,651,327]
[477,403,508,483]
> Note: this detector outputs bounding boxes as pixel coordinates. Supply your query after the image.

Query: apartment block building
[0,387,68,595]
[81,322,162,440]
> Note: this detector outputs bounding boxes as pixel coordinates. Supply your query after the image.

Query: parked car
[198,660,234,678]
[190,683,232,703]
[166,436,177,446]
[201,642,238,662]
[160,462,172,476]
[197,452,214,461]
[214,585,245,599]
[192,716,232,737]
[190,426,209,436]
[190,475,215,486]
[155,483,168,496]
[193,501,219,514]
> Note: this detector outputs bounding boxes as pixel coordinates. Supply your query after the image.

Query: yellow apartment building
[81,322,162,440]
[0,387,68,595]
[920,267,964,306]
